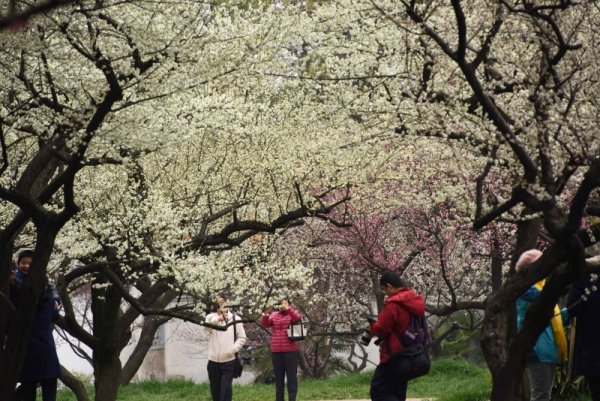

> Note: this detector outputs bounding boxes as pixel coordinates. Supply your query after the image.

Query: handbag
[389,343,430,380]
[232,315,243,378]
[287,320,306,341]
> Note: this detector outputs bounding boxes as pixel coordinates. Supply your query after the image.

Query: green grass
[300,358,492,401]
[57,358,593,401]
[410,358,491,401]
[57,357,492,401]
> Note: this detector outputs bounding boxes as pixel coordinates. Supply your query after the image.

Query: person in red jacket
[261,298,302,401]
[369,270,425,401]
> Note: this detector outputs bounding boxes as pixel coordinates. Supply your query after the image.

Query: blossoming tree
[293,0,600,399]
[246,1,600,398]
[288,144,512,372]
[0,1,394,400]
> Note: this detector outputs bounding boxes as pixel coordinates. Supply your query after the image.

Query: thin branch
[426,300,486,316]
[471,6,504,69]
[475,145,499,220]
[474,195,520,230]
[450,0,467,59]
[0,123,8,175]
[257,71,403,81]
[567,160,600,233]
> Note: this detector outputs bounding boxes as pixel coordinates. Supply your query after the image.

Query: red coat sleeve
[261,313,273,327]
[288,307,301,324]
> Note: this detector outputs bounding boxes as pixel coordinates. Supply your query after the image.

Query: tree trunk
[121,316,169,385]
[490,236,503,293]
[94,354,122,401]
[507,216,541,401]
[371,271,384,313]
[482,215,541,401]
[91,275,126,401]
[60,365,90,401]
[0,240,15,351]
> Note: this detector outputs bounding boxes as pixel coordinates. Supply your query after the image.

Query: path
[314,399,433,401]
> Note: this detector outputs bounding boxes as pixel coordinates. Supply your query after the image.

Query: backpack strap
[232,313,237,343]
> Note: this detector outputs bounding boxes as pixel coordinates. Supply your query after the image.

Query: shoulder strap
[232,313,237,343]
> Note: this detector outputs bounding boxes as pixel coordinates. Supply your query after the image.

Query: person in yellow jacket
[515,249,568,401]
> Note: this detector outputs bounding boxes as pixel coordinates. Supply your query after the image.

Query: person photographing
[261,298,302,401]
[204,296,246,401]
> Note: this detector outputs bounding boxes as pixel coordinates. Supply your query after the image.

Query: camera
[359,315,379,346]
[360,330,382,346]
[359,329,373,346]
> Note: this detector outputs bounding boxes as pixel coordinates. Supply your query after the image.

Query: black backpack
[390,306,431,380]
[401,313,431,351]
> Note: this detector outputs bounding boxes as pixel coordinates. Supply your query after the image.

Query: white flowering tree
[0,1,216,396]
[53,227,319,399]
[0,1,394,400]
[3,1,599,400]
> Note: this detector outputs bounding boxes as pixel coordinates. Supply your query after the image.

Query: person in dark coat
[567,267,600,401]
[10,250,61,401]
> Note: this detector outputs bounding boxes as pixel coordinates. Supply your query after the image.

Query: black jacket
[10,272,61,382]
[567,274,600,376]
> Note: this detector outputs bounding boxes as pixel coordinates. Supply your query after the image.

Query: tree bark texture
[60,365,90,401]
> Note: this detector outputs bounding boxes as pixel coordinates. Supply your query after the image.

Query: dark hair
[208,295,228,313]
[17,250,34,263]
[379,270,406,288]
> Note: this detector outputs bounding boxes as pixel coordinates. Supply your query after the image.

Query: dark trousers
[272,351,298,401]
[20,379,57,401]
[526,363,555,401]
[588,376,600,401]
[370,361,408,401]
[207,360,235,401]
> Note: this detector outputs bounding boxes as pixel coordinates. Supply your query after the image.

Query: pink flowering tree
[272,149,515,375]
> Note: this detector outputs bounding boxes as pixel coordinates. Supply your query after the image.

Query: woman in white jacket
[205,297,247,401]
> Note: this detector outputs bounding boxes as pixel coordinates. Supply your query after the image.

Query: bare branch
[566,159,600,233]
[450,0,467,58]
[426,300,486,316]
[0,124,8,175]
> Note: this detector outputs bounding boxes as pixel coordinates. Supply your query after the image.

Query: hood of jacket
[385,288,425,316]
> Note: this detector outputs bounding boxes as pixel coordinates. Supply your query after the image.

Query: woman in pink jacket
[261,299,302,401]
